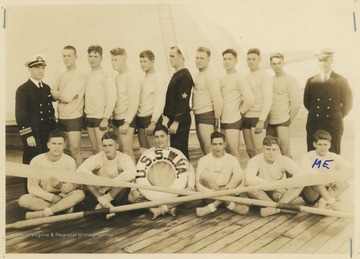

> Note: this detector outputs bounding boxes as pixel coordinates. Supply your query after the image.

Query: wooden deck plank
[97,204,213,253]
[143,210,253,253]
[188,213,280,253]
[157,210,259,253]
[126,210,237,253]
[275,216,339,253]
[281,214,323,238]
[336,239,352,255]
[237,212,311,253]
[255,236,292,254]
[173,210,257,254]
[218,214,295,253]
[296,218,353,253]
[315,222,354,254]
[137,210,249,253]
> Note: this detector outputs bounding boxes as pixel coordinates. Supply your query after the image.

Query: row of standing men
[15,45,353,172]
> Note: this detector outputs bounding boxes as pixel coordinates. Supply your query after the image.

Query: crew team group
[14,44,353,220]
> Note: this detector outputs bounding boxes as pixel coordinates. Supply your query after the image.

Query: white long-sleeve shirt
[76,151,136,182]
[246,153,304,186]
[84,68,117,119]
[220,72,254,123]
[28,153,77,202]
[113,70,140,123]
[245,70,273,121]
[137,71,166,122]
[54,69,85,119]
[269,73,300,124]
[301,150,353,175]
[196,152,243,193]
[193,68,223,119]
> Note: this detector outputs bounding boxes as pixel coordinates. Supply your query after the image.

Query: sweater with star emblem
[163,68,194,122]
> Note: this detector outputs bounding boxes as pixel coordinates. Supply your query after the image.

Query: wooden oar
[5,162,354,195]
[6,178,353,229]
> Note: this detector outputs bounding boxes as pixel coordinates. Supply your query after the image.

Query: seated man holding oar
[128,125,196,220]
[195,131,249,216]
[18,129,85,219]
[300,130,353,211]
[246,135,304,217]
[76,131,136,219]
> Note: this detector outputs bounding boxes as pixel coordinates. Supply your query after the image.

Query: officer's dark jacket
[15,79,57,139]
[303,71,353,134]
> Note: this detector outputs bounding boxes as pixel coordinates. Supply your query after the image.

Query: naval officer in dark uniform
[160,44,194,160]
[303,49,353,154]
[15,55,57,192]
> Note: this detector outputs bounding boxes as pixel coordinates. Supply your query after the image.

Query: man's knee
[18,194,31,208]
[68,189,86,202]
[69,146,81,157]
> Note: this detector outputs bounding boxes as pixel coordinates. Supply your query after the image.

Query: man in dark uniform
[160,44,194,159]
[15,54,57,192]
[303,49,352,154]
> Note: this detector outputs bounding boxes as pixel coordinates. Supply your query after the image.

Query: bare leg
[250,127,266,156]
[222,128,241,164]
[196,123,214,155]
[118,127,135,163]
[243,129,256,158]
[18,194,52,211]
[275,126,292,158]
[87,127,99,154]
[67,130,84,167]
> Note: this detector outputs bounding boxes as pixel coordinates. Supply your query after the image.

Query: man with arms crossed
[193,46,223,155]
[244,48,273,158]
[195,131,249,216]
[77,131,136,219]
[137,50,166,150]
[18,129,85,219]
[161,45,194,160]
[267,52,300,158]
[220,48,254,165]
[246,136,304,217]
[85,45,117,154]
[300,130,353,211]
[51,45,85,167]
[111,48,140,162]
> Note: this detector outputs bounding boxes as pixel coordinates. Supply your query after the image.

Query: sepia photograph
[1,0,359,257]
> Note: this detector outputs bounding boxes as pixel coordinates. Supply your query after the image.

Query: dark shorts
[268,119,291,128]
[86,118,102,128]
[58,117,83,132]
[112,118,136,128]
[221,119,243,130]
[242,117,268,130]
[136,115,152,129]
[195,110,216,126]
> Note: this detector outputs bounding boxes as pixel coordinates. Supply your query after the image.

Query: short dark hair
[262,135,280,146]
[210,131,225,142]
[139,50,155,61]
[197,46,211,57]
[63,45,77,55]
[313,130,332,142]
[247,48,261,56]
[48,129,66,141]
[110,47,127,56]
[170,46,182,55]
[88,45,103,56]
[270,52,284,62]
[222,48,237,58]
[101,131,118,142]
[153,125,169,135]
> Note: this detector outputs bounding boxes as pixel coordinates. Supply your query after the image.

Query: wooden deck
[4,108,355,254]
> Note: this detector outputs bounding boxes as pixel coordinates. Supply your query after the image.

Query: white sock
[43,207,54,217]
[208,203,217,212]
[226,202,235,210]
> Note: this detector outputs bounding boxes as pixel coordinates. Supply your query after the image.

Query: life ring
[135,148,189,201]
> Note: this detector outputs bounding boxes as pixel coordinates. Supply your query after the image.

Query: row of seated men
[18,126,353,221]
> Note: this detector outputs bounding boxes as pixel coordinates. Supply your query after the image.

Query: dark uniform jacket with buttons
[15,79,57,140]
[303,71,352,136]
